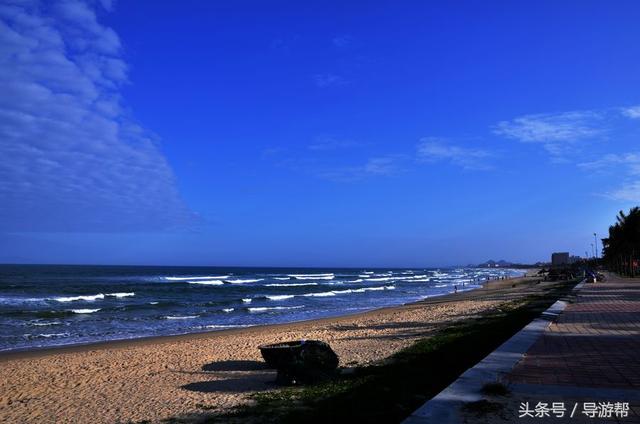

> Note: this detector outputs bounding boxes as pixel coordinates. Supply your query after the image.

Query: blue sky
[1,0,640,267]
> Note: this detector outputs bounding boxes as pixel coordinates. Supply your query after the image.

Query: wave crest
[288,273,335,280]
[248,306,304,313]
[187,280,224,286]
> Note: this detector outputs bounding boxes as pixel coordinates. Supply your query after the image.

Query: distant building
[569,255,582,264]
[551,252,570,267]
[477,259,512,268]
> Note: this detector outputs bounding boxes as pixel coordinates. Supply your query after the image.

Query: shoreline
[0,270,542,423]
[0,270,536,362]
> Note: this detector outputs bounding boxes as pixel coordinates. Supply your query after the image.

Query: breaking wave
[248,306,304,313]
[225,279,263,284]
[187,280,225,286]
[266,295,295,301]
[165,276,230,281]
[288,273,335,280]
[52,293,135,302]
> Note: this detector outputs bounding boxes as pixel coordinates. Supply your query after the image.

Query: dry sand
[0,271,544,423]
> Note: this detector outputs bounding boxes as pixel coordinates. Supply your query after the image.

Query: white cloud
[579,153,640,175]
[417,138,492,170]
[493,110,604,158]
[494,111,602,142]
[580,153,640,202]
[621,105,640,119]
[307,135,358,151]
[317,156,403,182]
[332,35,353,48]
[0,0,195,232]
[362,157,398,175]
[313,73,347,87]
[605,181,640,202]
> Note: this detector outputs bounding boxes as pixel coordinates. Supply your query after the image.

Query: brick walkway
[505,274,640,423]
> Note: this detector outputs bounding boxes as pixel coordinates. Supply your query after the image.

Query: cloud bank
[0,0,194,232]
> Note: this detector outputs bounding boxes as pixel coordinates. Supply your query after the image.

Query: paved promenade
[406,274,640,423]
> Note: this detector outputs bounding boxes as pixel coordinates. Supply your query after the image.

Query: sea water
[0,264,524,351]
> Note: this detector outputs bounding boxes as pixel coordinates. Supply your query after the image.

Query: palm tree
[602,207,640,276]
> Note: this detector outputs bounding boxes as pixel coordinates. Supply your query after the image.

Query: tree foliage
[602,207,640,276]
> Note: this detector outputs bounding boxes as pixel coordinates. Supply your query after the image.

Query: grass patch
[184,279,579,424]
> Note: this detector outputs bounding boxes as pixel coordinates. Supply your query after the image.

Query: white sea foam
[273,277,292,280]
[266,295,295,301]
[355,285,395,292]
[70,308,100,314]
[248,306,304,313]
[385,275,428,281]
[303,291,336,297]
[165,275,230,281]
[222,308,235,313]
[242,298,252,303]
[301,285,396,297]
[366,286,386,291]
[30,321,62,326]
[149,301,159,305]
[54,294,105,302]
[0,296,45,305]
[165,315,197,320]
[36,333,69,338]
[366,277,394,282]
[225,279,263,284]
[434,284,449,287]
[453,278,473,283]
[187,280,225,286]
[107,292,135,298]
[53,292,133,302]
[288,273,335,280]
[204,324,252,329]
[265,282,318,287]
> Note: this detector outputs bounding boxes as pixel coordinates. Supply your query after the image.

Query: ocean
[0,264,525,352]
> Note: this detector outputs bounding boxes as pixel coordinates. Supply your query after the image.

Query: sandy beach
[0,271,545,423]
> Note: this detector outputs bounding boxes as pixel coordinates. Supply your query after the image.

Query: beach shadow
[330,321,434,332]
[182,374,275,394]
[202,360,268,372]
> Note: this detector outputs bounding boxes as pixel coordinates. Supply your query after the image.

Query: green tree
[602,207,640,276]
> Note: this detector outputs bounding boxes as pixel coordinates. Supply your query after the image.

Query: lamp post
[593,233,598,259]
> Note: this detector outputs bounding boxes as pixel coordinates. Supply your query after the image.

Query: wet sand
[0,271,545,423]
